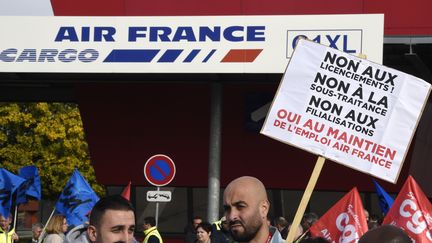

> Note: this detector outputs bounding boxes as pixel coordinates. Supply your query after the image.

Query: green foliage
[0,103,105,199]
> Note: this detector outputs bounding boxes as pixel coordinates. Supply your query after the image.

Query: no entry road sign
[144,154,176,187]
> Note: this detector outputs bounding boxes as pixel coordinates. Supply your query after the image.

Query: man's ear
[87,225,98,243]
[260,200,270,219]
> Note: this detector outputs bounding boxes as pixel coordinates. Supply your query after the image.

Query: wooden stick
[38,207,56,243]
[357,53,367,59]
[285,156,326,243]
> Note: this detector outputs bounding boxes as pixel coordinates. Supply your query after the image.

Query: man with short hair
[358,225,412,243]
[185,216,202,243]
[192,217,203,230]
[30,223,44,243]
[143,217,162,243]
[87,195,136,243]
[273,217,288,239]
[223,176,284,243]
[300,212,319,240]
[0,214,19,243]
[300,213,318,231]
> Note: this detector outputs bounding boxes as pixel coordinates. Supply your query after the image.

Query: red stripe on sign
[153,162,168,178]
[221,49,263,62]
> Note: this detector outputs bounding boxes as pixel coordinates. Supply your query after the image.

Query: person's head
[143,217,156,230]
[87,195,135,243]
[0,214,12,231]
[46,214,68,234]
[358,225,412,243]
[368,213,379,224]
[192,216,203,229]
[220,216,229,231]
[301,213,318,230]
[363,209,370,222]
[32,223,44,239]
[196,222,212,243]
[274,217,288,232]
[367,221,379,231]
[288,223,303,241]
[223,176,270,242]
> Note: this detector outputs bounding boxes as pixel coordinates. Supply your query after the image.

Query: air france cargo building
[1,0,431,239]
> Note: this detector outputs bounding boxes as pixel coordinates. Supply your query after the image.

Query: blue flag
[0,168,25,217]
[16,165,42,205]
[55,169,99,226]
[373,179,394,215]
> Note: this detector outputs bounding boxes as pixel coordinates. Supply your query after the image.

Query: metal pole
[207,81,222,223]
[155,187,160,227]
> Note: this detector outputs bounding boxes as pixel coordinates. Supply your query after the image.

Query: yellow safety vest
[143,226,163,243]
[213,220,222,231]
[0,228,15,243]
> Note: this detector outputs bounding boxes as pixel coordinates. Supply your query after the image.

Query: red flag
[383,175,432,242]
[121,181,131,201]
[310,187,368,243]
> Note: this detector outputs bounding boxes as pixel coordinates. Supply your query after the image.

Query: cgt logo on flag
[55,169,99,226]
[16,165,42,205]
[0,168,25,217]
[309,188,368,243]
[16,178,34,204]
[58,183,93,212]
[0,188,11,207]
[383,175,432,242]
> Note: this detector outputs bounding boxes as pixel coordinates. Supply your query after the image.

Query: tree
[0,103,104,199]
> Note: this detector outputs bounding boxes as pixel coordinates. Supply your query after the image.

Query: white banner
[261,39,430,183]
[0,15,383,73]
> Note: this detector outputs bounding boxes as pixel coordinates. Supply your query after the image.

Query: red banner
[310,187,368,242]
[383,175,432,242]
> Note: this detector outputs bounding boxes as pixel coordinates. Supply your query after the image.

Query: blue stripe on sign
[158,49,183,63]
[155,160,170,175]
[103,49,159,62]
[149,160,171,181]
[150,166,164,181]
[183,49,200,63]
[203,49,216,63]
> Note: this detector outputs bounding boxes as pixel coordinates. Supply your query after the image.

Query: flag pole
[13,205,18,229]
[38,207,56,243]
[285,156,325,243]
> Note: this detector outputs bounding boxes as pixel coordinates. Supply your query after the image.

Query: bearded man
[223,176,284,243]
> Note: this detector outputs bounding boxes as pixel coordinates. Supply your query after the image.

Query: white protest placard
[261,39,431,183]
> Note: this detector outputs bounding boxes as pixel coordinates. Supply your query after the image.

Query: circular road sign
[144,154,176,187]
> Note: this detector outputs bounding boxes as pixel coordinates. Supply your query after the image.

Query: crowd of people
[0,176,413,243]
[184,176,411,243]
